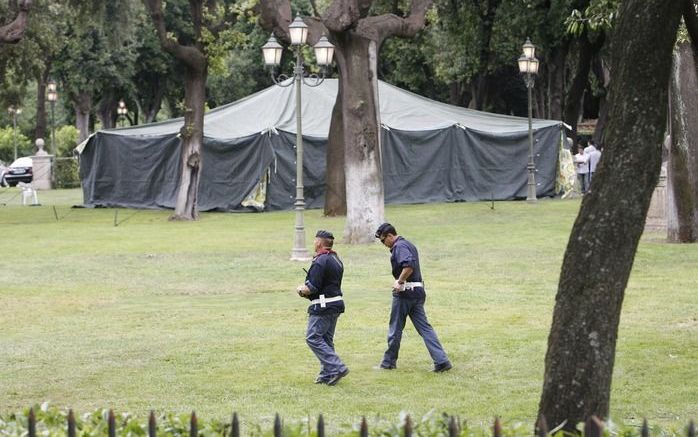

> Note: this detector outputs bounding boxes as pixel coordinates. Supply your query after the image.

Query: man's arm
[393,267,414,291]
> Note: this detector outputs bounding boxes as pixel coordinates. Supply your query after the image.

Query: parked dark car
[4,157,33,186]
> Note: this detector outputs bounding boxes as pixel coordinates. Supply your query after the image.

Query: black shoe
[372,364,396,370]
[314,376,329,384]
[326,368,349,386]
[432,361,452,373]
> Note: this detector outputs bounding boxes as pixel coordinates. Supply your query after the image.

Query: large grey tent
[77,79,565,211]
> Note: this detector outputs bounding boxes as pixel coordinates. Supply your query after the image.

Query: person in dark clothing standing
[296,230,349,385]
[374,223,452,372]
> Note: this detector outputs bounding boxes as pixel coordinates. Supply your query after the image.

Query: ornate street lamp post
[117,99,127,127]
[47,79,58,188]
[47,80,58,156]
[261,16,335,261]
[518,38,540,202]
[7,105,22,161]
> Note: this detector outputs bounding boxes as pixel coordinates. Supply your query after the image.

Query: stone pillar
[31,138,53,190]
[644,162,667,232]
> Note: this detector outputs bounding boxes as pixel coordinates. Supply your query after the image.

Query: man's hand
[296,285,311,297]
[392,280,405,292]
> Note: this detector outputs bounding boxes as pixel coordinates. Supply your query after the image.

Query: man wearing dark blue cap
[374,223,452,372]
[296,230,349,385]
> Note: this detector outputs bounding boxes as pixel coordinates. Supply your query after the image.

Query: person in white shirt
[585,142,602,188]
[573,145,589,194]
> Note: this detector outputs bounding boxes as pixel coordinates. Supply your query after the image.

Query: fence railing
[22,408,698,437]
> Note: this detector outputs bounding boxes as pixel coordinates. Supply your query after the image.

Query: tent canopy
[78,79,564,211]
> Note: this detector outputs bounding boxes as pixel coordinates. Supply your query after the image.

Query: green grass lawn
[0,188,696,431]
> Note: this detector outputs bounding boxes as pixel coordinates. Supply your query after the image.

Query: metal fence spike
[231,412,239,437]
[641,418,649,437]
[536,415,548,437]
[317,413,325,437]
[584,416,603,437]
[148,411,157,437]
[404,415,412,437]
[493,417,502,437]
[274,413,282,437]
[28,407,36,437]
[448,415,458,437]
[190,411,198,437]
[67,409,76,437]
[108,409,116,437]
[360,416,368,437]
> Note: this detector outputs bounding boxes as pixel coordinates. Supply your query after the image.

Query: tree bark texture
[73,91,92,144]
[323,89,347,216]
[97,90,117,130]
[537,0,682,431]
[333,34,384,243]
[0,0,30,44]
[562,33,599,143]
[667,42,698,242]
[143,0,211,220]
[34,66,49,141]
[545,44,569,121]
[591,56,609,145]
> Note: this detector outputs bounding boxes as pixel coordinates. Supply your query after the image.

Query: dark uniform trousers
[381,296,449,368]
[306,312,346,380]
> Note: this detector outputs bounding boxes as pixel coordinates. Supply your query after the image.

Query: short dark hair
[316,230,334,248]
[375,223,396,238]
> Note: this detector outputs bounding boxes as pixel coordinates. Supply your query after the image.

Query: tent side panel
[80,133,182,209]
[198,134,275,211]
[382,124,562,203]
[265,131,327,211]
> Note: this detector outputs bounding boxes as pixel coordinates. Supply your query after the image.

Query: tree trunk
[667,41,698,242]
[34,66,49,141]
[171,66,206,220]
[546,43,568,121]
[74,91,92,144]
[563,35,595,143]
[591,55,609,144]
[334,34,385,243]
[0,0,30,44]
[97,90,117,130]
[537,0,682,431]
[324,88,347,216]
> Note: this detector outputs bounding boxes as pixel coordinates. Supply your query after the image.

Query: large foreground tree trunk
[537,0,682,431]
[0,0,30,44]
[667,41,698,242]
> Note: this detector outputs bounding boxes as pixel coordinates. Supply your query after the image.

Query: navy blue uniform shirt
[305,250,345,315]
[390,237,426,299]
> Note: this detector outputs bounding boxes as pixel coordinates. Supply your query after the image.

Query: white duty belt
[310,294,343,308]
[400,282,424,291]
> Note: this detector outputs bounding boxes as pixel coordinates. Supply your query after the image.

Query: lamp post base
[290,248,312,262]
[526,164,537,202]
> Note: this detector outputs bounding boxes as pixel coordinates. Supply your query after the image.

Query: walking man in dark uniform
[296,230,349,385]
[374,223,452,372]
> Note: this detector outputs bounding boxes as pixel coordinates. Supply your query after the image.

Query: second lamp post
[518,38,539,202]
[8,105,22,161]
[261,16,335,261]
